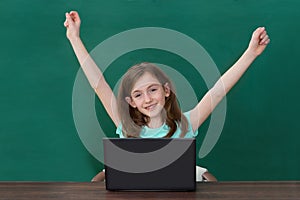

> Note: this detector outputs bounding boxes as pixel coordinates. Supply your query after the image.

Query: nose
[144,92,152,103]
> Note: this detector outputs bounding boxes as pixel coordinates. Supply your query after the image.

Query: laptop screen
[103,138,196,191]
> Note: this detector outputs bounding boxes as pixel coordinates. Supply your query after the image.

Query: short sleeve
[116,124,125,138]
[183,111,198,138]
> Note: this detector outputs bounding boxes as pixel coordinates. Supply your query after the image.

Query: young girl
[64,11,270,182]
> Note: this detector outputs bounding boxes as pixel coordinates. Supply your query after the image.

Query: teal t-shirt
[116,111,198,138]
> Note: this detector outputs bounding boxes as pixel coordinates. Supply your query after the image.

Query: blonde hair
[117,62,188,138]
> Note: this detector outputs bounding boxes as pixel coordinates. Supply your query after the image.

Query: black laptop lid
[103,138,196,191]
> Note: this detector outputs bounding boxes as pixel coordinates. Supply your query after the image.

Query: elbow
[91,76,104,91]
[209,84,227,104]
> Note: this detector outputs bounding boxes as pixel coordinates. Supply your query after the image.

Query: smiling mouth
[145,104,157,111]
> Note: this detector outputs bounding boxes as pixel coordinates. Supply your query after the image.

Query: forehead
[131,72,160,92]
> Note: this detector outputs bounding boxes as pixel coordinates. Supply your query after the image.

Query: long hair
[117,62,188,138]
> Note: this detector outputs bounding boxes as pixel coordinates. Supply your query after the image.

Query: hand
[64,11,81,40]
[247,27,270,56]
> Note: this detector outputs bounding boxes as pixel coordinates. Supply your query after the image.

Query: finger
[69,10,81,24]
[65,12,75,25]
[69,11,77,20]
[251,27,263,43]
[260,36,270,45]
[70,10,78,16]
[259,31,267,39]
[64,20,69,28]
[258,27,265,33]
[258,33,267,45]
[261,38,270,45]
[65,12,71,21]
[259,34,269,45]
[265,38,270,45]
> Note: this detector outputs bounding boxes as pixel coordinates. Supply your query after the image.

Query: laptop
[103,138,196,191]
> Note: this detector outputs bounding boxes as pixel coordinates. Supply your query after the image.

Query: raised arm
[64,11,119,126]
[190,27,270,131]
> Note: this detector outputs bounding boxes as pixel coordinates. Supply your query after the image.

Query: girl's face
[126,72,170,119]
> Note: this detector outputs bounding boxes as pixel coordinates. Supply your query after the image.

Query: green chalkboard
[0,0,299,181]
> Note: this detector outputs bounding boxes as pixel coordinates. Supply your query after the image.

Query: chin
[147,109,164,119]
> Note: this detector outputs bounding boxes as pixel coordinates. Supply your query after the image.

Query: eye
[133,93,141,98]
[149,86,158,93]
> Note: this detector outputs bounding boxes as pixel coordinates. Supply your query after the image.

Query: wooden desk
[0,181,299,200]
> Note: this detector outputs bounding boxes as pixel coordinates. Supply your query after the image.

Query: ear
[163,83,171,97]
[125,96,137,108]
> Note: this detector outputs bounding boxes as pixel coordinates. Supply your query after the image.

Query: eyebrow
[131,83,161,94]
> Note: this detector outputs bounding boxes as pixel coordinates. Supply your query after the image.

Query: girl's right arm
[64,11,119,126]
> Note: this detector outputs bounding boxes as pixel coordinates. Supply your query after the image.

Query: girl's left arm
[190,27,270,132]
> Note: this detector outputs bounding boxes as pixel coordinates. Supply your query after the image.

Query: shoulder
[116,124,125,138]
[183,111,192,122]
[182,111,198,138]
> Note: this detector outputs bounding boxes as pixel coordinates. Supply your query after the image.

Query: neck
[147,118,164,128]
[147,110,166,128]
